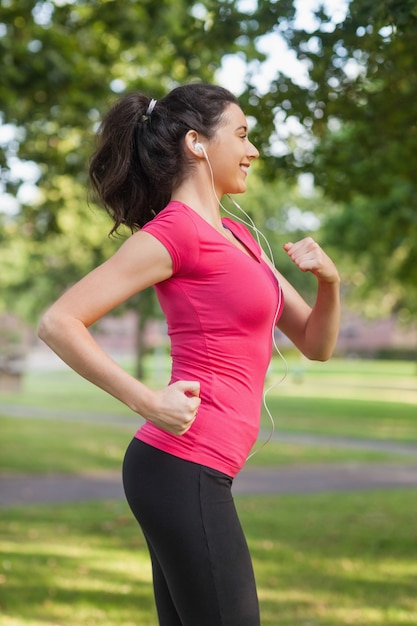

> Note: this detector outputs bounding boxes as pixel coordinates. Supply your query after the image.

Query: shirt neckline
[172,200,261,264]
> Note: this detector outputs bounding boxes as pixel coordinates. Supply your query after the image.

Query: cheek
[217,150,238,174]
[212,154,232,180]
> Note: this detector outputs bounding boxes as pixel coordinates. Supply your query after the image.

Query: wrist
[317,272,340,286]
[125,379,156,418]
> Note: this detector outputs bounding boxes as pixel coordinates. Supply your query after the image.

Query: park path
[1,462,417,508]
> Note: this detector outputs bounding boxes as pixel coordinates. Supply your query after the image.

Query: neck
[171,180,223,230]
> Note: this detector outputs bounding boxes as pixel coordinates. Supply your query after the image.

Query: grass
[244,490,417,625]
[263,355,417,441]
[1,410,416,475]
[1,492,416,625]
[0,357,416,625]
[1,357,417,427]
[0,416,132,474]
[0,356,416,474]
[0,366,135,415]
[263,395,417,442]
[270,355,417,404]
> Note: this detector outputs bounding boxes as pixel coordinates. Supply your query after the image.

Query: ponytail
[89,84,239,234]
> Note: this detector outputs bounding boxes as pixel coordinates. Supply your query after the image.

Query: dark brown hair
[89,83,239,234]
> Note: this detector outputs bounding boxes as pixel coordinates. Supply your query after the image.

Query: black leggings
[122,439,260,626]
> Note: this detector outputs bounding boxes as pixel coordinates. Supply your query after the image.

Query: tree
[0,0,297,374]
[6,0,416,347]
[245,0,417,317]
[0,0,296,216]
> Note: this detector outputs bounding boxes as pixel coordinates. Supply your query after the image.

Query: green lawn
[1,357,416,473]
[1,492,416,625]
[2,414,415,475]
[0,360,417,473]
[0,357,416,625]
[262,394,417,442]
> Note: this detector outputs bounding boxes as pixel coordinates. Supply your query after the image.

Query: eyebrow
[235,125,248,132]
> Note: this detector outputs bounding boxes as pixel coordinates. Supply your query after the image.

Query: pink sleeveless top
[135,201,283,477]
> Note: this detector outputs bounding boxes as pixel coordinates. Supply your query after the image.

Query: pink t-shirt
[135,201,283,477]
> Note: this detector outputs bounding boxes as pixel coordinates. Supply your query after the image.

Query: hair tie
[140,98,157,123]
[146,98,157,116]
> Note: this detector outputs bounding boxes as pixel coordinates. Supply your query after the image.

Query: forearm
[38,312,153,415]
[303,277,341,361]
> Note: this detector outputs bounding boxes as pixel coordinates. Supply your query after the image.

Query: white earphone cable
[200,145,289,458]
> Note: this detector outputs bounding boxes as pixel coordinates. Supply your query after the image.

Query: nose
[248,141,259,160]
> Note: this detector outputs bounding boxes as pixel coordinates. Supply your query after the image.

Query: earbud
[194,142,205,155]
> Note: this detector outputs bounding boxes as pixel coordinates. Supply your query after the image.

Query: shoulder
[143,201,199,236]
[141,201,200,274]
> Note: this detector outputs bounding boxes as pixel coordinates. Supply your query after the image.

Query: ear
[185,130,205,158]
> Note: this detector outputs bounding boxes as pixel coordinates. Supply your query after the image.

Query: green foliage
[0,181,120,319]
[248,0,417,313]
[235,169,336,302]
[0,0,295,326]
[0,0,294,209]
[2,0,417,325]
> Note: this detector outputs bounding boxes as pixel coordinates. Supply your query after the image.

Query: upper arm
[275,271,312,349]
[45,230,173,327]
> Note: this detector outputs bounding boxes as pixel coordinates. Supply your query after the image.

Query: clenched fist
[142,380,201,436]
[284,237,339,284]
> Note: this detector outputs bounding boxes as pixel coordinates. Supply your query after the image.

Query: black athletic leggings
[122,438,260,626]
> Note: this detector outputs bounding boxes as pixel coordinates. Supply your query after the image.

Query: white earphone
[194,142,205,155]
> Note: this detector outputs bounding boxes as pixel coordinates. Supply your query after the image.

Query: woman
[38,83,340,625]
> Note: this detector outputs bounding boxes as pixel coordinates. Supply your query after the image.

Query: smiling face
[204,103,259,196]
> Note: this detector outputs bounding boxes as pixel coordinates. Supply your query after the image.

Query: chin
[229,183,247,195]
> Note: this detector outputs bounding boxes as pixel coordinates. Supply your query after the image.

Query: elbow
[38,307,86,350]
[305,344,336,362]
[37,310,51,344]
[311,353,332,363]
[37,308,60,346]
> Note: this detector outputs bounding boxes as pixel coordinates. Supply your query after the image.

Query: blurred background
[1,2,416,625]
[1,0,416,381]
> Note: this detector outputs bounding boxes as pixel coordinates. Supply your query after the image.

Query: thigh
[146,538,183,626]
[123,439,260,626]
[198,465,261,626]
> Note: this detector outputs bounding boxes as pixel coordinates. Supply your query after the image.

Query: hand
[283,237,339,284]
[143,380,201,436]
